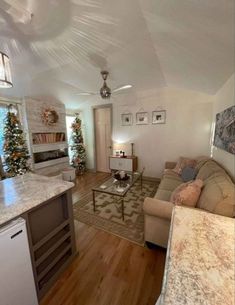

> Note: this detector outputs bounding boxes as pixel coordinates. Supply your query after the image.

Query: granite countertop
[0,173,74,226]
[160,206,235,305]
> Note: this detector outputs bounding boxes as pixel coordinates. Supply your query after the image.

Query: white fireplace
[24,98,70,175]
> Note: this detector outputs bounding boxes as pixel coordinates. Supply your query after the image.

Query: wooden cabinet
[109,156,138,172]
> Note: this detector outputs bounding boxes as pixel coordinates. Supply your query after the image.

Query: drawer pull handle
[11,230,23,239]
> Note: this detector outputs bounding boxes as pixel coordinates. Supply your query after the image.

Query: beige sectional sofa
[143,158,235,248]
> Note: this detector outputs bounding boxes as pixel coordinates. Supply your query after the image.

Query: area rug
[73,180,158,245]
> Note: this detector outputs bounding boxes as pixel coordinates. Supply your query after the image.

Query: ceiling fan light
[100,82,111,99]
[0,52,13,88]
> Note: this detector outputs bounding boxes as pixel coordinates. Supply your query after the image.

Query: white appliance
[0,218,38,305]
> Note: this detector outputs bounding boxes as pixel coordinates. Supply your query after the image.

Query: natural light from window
[66,115,75,163]
[0,105,8,156]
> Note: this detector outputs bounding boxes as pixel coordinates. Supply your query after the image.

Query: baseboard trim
[86,168,97,173]
[143,176,161,183]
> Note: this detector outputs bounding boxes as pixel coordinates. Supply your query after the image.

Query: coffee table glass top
[92,171,141,196]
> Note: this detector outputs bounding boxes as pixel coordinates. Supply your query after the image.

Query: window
[66,115,75,163]
[0,105,8,156]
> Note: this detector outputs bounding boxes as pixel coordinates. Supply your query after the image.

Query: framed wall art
[136,112,148,125]
[121,113,133,126]
[152,110,166,124]
[214,105,235,155]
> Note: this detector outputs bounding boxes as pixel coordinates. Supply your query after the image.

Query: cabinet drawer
[109,157,133,171]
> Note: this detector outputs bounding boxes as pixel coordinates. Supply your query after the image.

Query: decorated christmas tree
[70,113,86,174]
[3,105,30,176]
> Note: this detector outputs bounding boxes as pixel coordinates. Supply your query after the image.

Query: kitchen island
[0,173,76,300]
[159,206,235,305]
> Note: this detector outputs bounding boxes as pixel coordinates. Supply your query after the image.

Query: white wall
[212,74,235,178]
[80,88,213,178]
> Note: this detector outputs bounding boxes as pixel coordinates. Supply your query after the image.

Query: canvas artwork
[214,105,235,155]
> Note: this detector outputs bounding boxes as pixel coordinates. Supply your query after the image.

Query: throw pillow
[181,166,197,182]
[170,179,204,207]
[173,157,197,175]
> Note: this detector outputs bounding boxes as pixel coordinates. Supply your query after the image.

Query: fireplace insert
[34,148,68,164]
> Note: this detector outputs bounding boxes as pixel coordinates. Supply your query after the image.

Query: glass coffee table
[92,171,143,221]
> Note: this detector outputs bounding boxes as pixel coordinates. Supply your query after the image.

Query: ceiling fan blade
[75,92,98,96]
[113,85,132,93]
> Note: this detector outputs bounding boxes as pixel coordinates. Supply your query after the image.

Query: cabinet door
[0,219,38,305]
[121,159,133,171]
[109,158,120,170]
[109,158,132,171]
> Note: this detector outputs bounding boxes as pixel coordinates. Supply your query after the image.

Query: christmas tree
[3,104,30,176]
[70,113,86,174]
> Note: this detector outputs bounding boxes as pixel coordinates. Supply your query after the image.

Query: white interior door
[94,107,112,172]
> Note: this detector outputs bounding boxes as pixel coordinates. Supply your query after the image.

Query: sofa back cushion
[195,156,211,171]
[196,172,235,217]
[196,159,226,181]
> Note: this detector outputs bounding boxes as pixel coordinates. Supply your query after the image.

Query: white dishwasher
[0,218,38,305]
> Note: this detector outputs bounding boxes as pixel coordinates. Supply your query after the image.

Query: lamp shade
[0,52,13,88]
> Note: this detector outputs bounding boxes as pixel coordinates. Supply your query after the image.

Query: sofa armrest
[165,161,177,170]
[143,197,174,220]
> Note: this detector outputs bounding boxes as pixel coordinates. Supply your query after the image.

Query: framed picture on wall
[136,112,149,125]
[121,113,133,126]
[152,110,166,124]
[214,105,235,155]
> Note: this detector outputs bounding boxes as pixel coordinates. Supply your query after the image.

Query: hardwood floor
[72,171,111,203]
[40,172,166,305]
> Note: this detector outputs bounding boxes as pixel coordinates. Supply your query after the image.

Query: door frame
[92,103,113,172]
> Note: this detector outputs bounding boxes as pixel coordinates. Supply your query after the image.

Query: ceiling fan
[75,71,132,99]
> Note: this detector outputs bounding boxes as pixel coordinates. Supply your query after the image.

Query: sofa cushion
[173,157,197,174]
[196,173,235,217]
[170,179,203,207]
[155,170,183,201]
[181,166,197,182]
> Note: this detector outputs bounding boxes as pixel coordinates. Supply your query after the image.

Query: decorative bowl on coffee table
[114,172,130,190]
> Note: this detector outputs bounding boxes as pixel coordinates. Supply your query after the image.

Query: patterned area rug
[73,181,158,245]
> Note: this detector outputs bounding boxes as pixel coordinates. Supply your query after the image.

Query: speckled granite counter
[160,206,235,305]
[0,173,74,226]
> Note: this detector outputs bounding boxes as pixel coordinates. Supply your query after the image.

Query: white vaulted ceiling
[0,0,234,107]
